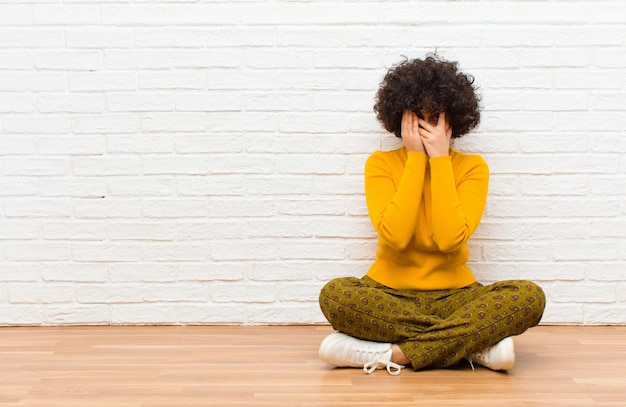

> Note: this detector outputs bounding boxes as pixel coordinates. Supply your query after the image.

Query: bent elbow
[385,238,410,251]
[378,228,412,251]
[436,240,463,253]
[433,232,468,253]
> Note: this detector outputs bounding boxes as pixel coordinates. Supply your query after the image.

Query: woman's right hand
[401,110,426,154]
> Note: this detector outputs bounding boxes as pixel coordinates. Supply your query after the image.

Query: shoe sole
[318,332,348,364]
[494,337,515,371]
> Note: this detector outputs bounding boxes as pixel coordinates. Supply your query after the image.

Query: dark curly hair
[374,55,481,139]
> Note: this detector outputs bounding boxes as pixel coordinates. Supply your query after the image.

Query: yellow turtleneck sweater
[364,147,489,290]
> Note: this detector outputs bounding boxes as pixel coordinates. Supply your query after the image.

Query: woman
[318,55,546,375]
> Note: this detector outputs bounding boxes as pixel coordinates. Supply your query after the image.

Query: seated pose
[318,55,546,375]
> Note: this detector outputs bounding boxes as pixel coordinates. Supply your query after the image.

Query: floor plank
[0,325,624,406]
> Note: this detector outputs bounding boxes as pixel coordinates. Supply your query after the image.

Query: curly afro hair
[374,55,481,139]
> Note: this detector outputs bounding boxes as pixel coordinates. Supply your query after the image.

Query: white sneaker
[467,337,515,371]
[319,332,404,375]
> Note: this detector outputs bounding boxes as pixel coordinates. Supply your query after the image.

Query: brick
[73,156,142,176]
[34,51,102,71]
[143,284,210,302]
[242,3,379,25]
[177,175,244,196]
[2,116,69,134]
[247,219,314,238]
[33,4,100,25]
[111,304,178,325]
[246,49,312,69]
[178,221,245,240]
[178,304,245,324]
[42,221,107,241]
[210,282,278,303]
[141,156,209,175]
[41,178,106,198]
[278,239,346,260]
[0,264,40,282]
[276,70,343,91]
[101,4,240,26]
[72,114,138,134]
[176,92,244,112]
[107,221,177,241]
[279,113,347,133]
[39,136,105,155]
[275,154,345,175]
[70,72,137,92]
[3,199,72,218]
[278,199,345,216]
[135,28,206,48]
[344,239,379,261]
[106,135,174,154]
[0,5,32,25]
[520,175,587,196]
[551,282,616,303]
[0,221,39,240]
[105,50,172,70]
[209,70,274,90]
[174,50,241,69]
[0,178,39,196]
[109,263,178,283]
[208,198,275,218]
[107,92,176,112]
[584,305,626,325]
[552,240,620,262]
[142,199,209,218]
[211,241,278,261]
[246,175,311,196]
[540,302,583,324]
[247,303,318,324]
[586,263,626,282]
[555,69,622,90]
[207,112,275,132]
[41,263,108,283]
[140,72,206,90]
[482,242,551,262]
[38,95,105,114]
[66,27,134,48]
[44,305,110,325]
[0,28,61,50]
[0,305,44,325]
[72,243,141,262]
[208,28,274,47]
[107,177,175,197]
[141,113,206,133]
[0,51,32,70]
[178,263,245,282]
[8,283,74,303]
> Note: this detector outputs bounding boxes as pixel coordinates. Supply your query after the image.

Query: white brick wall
[0,0,625,326]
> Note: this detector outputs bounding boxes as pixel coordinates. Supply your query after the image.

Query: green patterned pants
[319,276,546,370]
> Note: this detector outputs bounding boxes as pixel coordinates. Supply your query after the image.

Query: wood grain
[0,325,624,406]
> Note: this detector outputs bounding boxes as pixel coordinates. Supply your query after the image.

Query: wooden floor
[0,325,625,407]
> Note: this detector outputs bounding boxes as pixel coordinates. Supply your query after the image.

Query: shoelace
[363,359,404,375]
[467,349,488,371]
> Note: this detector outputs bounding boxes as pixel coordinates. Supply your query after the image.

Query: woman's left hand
[419,112,452,158]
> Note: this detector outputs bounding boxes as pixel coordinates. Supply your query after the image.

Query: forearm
[429,156,489,252]
[366,152,428,250]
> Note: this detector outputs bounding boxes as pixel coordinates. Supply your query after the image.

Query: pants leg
[319,276,545,370]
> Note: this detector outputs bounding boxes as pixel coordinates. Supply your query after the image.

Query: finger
[411,112,419,134]
[438,112,447,128]
[438,112,453,139]
[418,120,435,137]
[401,110,410,136]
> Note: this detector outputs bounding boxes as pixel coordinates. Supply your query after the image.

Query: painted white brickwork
[0,1,625,325]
